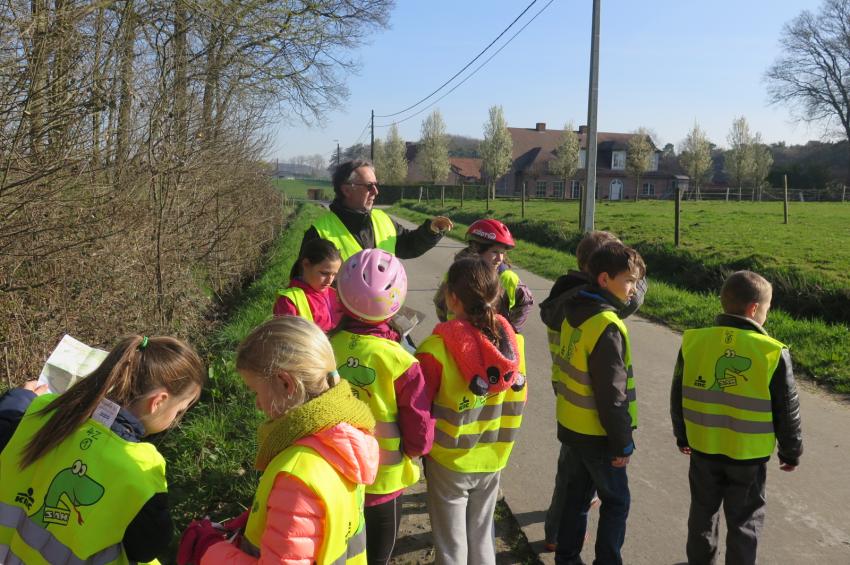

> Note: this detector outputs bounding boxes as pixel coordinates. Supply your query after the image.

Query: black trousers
[686,455,767,565]
[364,496,402,565]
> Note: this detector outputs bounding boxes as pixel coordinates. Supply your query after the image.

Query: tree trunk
[90,5,106,170]
[115,0,137,178]
[634,174,641,202]
[173,0,189,158]
[28,0,50,159]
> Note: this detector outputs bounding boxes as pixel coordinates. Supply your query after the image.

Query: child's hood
[564,287,625,328]
[295,422,379,486]
[432,316,523,395]
[540,270,591,330]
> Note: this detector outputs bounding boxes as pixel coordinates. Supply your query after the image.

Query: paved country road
[393,214,850,565]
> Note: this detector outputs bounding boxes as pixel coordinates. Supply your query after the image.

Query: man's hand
[779,462,797,472]
[430,216,453,234]
[22,380,49,396]
[611,456,630,468]
[678,446,692,455]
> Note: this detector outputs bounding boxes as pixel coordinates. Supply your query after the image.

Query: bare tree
[766,0,850,182]
[627,128,654,201]
[679,122,713,199]
[420,109,450,185]
[549,121,580,200]
[749,135,774,200]
[480,105,513,199]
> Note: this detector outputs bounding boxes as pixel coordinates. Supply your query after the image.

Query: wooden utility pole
[783,174,789,224]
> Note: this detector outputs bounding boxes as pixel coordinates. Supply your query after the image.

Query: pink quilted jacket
[201,423,379,565]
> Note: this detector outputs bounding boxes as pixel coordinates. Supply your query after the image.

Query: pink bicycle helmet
[337,249,408,323]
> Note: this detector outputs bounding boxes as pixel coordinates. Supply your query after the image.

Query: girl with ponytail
[416,257,528,565]
[0,335,205,564]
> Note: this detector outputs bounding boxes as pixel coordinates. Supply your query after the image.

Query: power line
[374,0,539,119]
[375,0,555,129]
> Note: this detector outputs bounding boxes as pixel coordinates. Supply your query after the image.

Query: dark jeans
[545,443,569,544]
[364,496,402,565]
[686,456,767,565]
[555,445,630,565]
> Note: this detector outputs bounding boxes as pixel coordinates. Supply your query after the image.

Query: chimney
[578,125,588,134]
[535,122,546,132]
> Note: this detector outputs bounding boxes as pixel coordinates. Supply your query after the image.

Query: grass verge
[388,203,850,394]
[155,202,326,559]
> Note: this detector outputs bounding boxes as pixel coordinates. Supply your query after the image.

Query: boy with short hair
[552,242,646,565]
[539,231,648,551]
[670,270,803,565]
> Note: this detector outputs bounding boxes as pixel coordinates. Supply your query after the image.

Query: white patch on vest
[91,397,120,428]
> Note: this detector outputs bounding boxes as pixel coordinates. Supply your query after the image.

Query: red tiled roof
[507,126,651,172]
[449,157,482,180]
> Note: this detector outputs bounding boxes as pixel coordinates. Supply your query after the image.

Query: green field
[393,198,850,324]
[273,178,332,199]
[388,200,850,393]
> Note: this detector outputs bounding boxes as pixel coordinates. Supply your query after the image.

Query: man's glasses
[348,181,379,191]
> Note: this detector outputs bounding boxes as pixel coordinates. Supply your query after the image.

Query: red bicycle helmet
[466,219,515,249]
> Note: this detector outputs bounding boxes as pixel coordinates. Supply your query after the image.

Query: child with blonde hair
[201,316,378,564]
[0,335,205,564]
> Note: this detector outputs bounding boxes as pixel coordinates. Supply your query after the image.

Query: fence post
[521,181,526,219]
[460,185,464,208]
[725,187,729,201]
[843,184,846,202]
[783,175,789,225]
[486,182,490,211]
[675,185,682,247]
[418,186,422,203]
[441,185,445,208]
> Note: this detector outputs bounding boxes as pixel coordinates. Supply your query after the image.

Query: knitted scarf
[254,380,375,470]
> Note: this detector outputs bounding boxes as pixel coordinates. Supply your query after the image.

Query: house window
[571,180,581,199]
[650,153,659,171]
[612,151,626,170]
[536,181,547,197]
[579,149,586,169]
[552,181,565,198]
[642,182,655,196]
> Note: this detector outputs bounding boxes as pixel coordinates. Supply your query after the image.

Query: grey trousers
[686,455,767,565]
[425,457,501,565]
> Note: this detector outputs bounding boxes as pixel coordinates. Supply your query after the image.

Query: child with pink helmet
[331,249,434,565]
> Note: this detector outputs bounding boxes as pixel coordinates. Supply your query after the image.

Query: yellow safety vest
[500,269,519,311]
[312,209,397,261]
[681,326,785,460]
[276,287,313,322]
[330,331,419,494]
[553,310,637,436]
[0,395,166,565]
[243,445,366,565]
[417,333,527,473]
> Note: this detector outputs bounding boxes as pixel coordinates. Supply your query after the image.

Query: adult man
[301,159,453,260]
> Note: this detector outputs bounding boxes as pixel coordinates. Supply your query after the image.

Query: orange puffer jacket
[201,422,379,565]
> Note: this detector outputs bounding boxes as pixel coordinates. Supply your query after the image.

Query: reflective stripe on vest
[330,331,419,494]
[276,287,314,322]
[245,445,366,565]
[0,395,166,565]
[552,310,637,436]
[312,209,397,261]
[681,326,785,460]
[417,332,527,473]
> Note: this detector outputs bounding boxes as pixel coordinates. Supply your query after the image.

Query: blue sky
[269,0,827,163]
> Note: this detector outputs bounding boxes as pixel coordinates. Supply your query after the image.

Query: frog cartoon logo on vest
[711,349,752,390]
[338,357,376,400]
[30,459,105,528]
